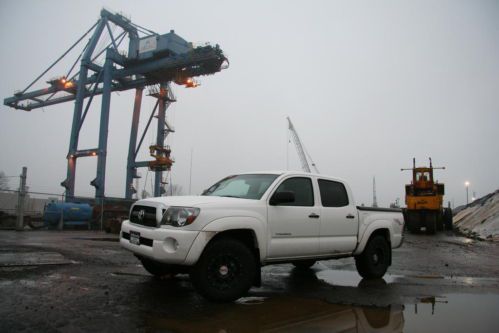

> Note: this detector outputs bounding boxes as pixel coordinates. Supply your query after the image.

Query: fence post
[100,198,104,231]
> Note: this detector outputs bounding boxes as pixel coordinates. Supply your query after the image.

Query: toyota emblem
[137,209,145,221]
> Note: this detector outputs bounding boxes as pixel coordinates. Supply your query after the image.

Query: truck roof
[237,170,348,183]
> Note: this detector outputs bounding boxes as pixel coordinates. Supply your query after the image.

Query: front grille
[130,205,158,227]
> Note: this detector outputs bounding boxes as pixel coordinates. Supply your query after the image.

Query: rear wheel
[425,213,436,235]
[355,235,390,279]
[190,239,256,302]
[292,260,316,269]
[406,221,419,234]
[405,211,421,234]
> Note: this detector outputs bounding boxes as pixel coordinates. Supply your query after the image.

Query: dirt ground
[1,230,498,332]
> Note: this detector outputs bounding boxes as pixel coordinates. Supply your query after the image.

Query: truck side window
[318,179,349,207]
[272,177,314,206]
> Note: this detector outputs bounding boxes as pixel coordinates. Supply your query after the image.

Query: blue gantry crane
[4,9,228,201]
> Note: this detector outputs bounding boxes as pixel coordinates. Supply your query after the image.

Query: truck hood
[136,195,260,208]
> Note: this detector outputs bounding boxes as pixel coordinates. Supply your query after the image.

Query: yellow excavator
[401,158,452,234]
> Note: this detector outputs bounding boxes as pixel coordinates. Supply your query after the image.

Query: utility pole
[372,176,378,208]
[465,181,470,205]
[16,167,27,231]
[189,148,193,195]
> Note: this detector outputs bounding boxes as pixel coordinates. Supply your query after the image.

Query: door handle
[346,214,355,219]
[308,213,320,219]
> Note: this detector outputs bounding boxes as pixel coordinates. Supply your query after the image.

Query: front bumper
[120,220,200,264]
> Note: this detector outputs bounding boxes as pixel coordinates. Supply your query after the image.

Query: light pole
[465,181,470,205]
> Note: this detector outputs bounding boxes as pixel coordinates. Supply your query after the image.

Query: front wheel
[190,239,256,302]
[355,235,390,279]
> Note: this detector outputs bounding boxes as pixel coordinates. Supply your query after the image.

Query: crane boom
[287,117,319,173]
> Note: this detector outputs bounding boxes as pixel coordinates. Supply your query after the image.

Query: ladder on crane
[287,116,319,173]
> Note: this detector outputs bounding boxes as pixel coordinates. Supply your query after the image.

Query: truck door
[267,176,320,258]
[318,179,358,254]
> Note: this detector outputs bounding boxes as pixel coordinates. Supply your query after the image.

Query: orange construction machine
[401,158,452,234]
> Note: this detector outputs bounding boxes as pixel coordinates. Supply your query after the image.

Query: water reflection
[403,294,499,333]
[315,269,398,288]
[145,296,404,332]
[137,269,499,333]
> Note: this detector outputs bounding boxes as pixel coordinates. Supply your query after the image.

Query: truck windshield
[202,174,279,199]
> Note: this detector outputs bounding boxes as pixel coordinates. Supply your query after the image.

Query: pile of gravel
[453,190,499,241]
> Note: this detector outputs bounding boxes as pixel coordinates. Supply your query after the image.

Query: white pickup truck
[120,171,404,301]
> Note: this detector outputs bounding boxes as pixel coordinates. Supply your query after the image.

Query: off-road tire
[426,214,436,235]
[405,212,420,234]
[406,221,420,234]
[355,235,390,279]
[190,239,256,302]
[292,260,316,269]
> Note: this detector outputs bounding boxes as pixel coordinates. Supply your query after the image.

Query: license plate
[130,231,140,245]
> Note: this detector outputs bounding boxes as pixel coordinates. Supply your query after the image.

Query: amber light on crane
[64,81,75,89]
[185,78,199,88]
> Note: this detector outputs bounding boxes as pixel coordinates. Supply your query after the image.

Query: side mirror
[270,191,295,205]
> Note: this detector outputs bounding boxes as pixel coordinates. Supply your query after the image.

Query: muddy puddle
[315,269,400,287]
[315,269,499,289]
[145,293,499,332]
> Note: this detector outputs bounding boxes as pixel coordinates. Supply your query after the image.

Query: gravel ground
[1,230,498,332]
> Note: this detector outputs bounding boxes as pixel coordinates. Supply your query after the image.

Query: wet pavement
[1,230,499,332]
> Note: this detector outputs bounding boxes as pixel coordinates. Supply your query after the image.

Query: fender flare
[354,219,394,255]
[184,216,266,265]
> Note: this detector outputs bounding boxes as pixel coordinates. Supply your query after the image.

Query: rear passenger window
[318,179,349,207]
[273,177,314,206]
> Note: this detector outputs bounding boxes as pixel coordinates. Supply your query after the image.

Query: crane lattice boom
[287,117,319,174]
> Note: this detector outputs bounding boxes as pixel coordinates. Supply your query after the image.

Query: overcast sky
[1,0,498,207]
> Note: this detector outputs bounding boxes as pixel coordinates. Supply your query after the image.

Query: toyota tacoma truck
[120,171,404,302]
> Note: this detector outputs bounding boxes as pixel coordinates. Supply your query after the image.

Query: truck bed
[357,206,402,213]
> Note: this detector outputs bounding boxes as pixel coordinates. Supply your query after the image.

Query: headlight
[161,207,200,227]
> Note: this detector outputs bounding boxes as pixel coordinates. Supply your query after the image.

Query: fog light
[163,237,179,253]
